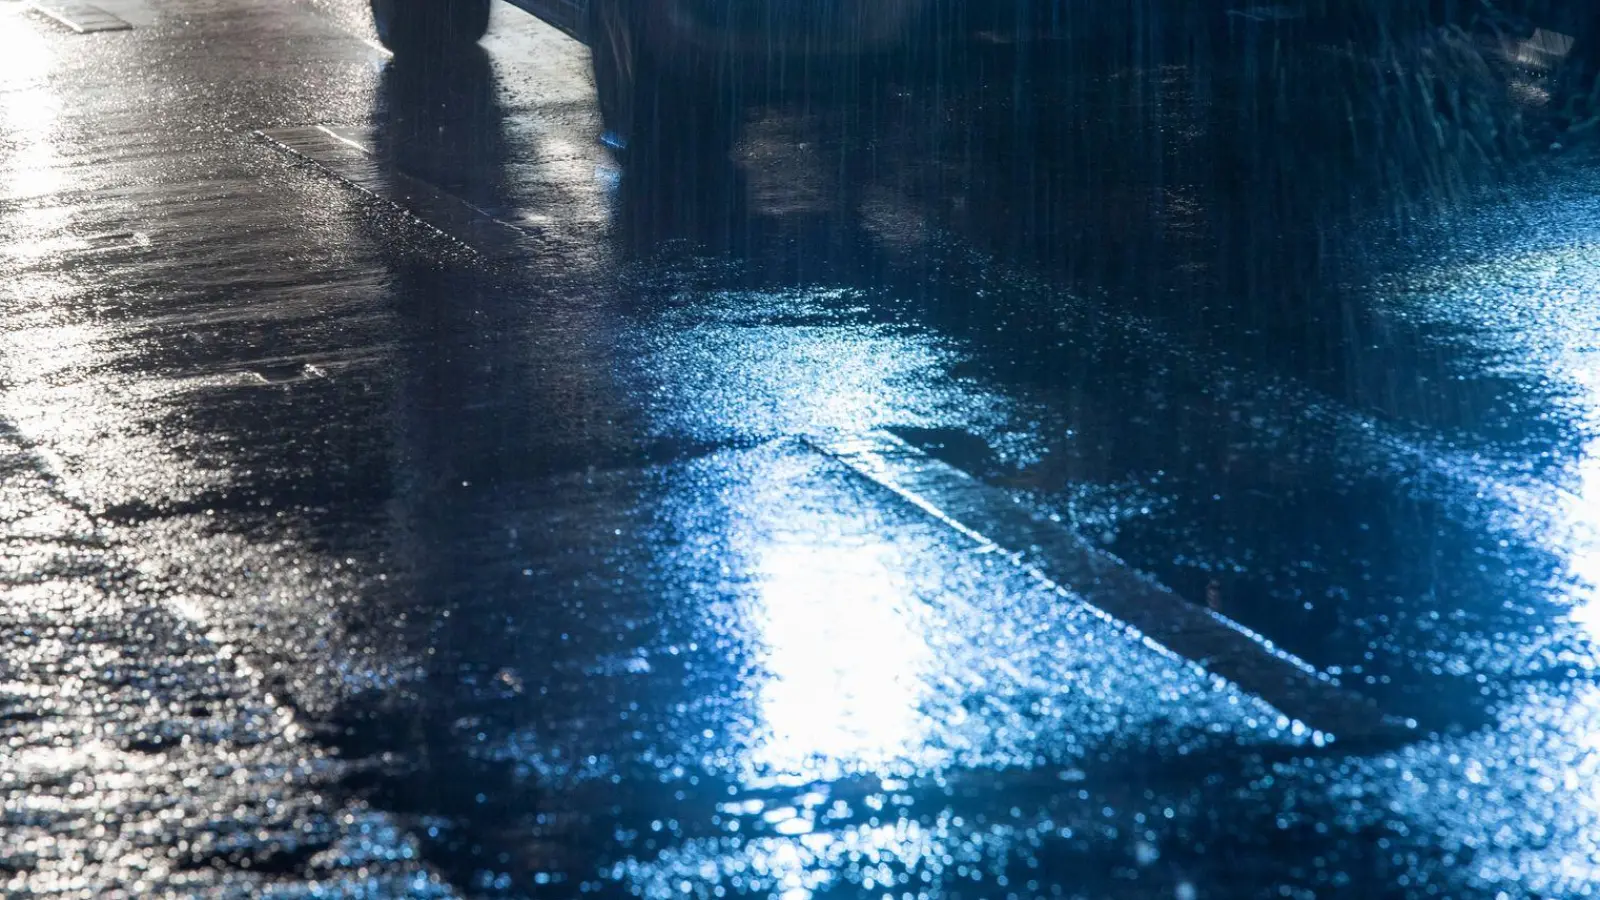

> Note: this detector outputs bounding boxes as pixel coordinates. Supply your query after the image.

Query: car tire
[588,0,638,156]
[370,0,492,56]
[589,0,734,165]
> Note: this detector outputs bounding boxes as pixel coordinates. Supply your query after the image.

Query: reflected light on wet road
[0,5,93,485]
[1392,197,1600,651]
[746,523,933,787]
[1355,192,1600,894]
[626,286,1028,450]
[1,13,69,258]
[609,431,1302,899]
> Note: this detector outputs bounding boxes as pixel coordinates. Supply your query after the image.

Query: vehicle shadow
[370,44,513,219]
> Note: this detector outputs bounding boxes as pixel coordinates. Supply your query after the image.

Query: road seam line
[26,0,130,33]
[254,125,525,257]
[809,429,1412,744]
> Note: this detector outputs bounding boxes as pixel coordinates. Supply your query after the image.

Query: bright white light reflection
[0,13,100,450]
[746,533,934,786]
[1511,246,1600,648]
[0,8,54,86]
[1,10,71,260]
[1404,231,1600,649]
[1386,220,1600,889]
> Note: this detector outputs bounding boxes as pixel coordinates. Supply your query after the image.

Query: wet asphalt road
[5,1,1600,897]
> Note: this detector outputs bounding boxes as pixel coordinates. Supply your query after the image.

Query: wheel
[1552,47,1600,136]
[370,0,491,56]
[1559,16,1600,133]
[588,0,638,155]
[588,0,736,165]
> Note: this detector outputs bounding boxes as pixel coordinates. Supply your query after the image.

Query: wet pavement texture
[4,0,1600,897]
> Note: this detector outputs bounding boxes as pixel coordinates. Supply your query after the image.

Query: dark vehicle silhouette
[368,1,1599,153]
[368,0,1041,157]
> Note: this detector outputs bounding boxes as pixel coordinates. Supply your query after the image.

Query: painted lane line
[812,429,1412,744]
[27,0,131,33]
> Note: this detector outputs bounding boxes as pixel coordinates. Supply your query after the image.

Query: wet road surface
[4,0,1600,897]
